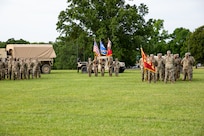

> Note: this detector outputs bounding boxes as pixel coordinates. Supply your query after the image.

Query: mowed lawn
[0,69,203,136]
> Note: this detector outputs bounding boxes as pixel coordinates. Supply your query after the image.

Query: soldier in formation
[148,54,157,83]
[87,58,93,77]
[139,50,195,83]
[139,57,144,81]
[114,58,120,77]
[108,57,113,76]
[87,57,120,77]
[164,50,175,83]
[156,53,165,81]
[0,57,42,80]
[100,58,106,77]
[174,54,181,81]
[93,56,99,77]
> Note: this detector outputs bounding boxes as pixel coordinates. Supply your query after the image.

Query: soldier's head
[157,53,162,58]
[187,52,191,56]
[88,58,91,62]
[167,50,171,56]
[185,53,189,58]
[150,54,154,60]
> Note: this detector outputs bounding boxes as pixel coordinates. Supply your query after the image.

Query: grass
[0,69,204,136]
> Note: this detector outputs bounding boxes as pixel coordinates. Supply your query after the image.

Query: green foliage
[0,69,203,135]
[187,25,204,64]
[56,0,157,67]
[6,38,30,44]
[144,19,169,54]
[168,28,191,56]
[0,38,30,50]
[0,41,6,48]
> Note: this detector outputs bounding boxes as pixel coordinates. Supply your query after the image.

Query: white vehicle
[77,56,126,73]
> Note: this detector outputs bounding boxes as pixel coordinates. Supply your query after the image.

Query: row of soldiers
[0,57,41,80]
[87,57,120,77]
[139,50,195,83]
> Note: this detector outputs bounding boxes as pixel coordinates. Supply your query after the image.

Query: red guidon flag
[106,38,112,56]
[140,48,155,73]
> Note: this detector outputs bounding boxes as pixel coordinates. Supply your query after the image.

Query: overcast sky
[0,0,203,42]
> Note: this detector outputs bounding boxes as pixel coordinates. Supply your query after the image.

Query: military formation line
[139,50,195,83]
[87,57,120,77]
[0,58,41,80]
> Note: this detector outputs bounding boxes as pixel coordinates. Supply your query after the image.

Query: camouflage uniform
[32,58,41,78]
[188,53,195,80]
[100,59,106,77]
[7,57,13,80]
[26,58,34,79]
[148,54,157,83]
[108,57,113,77]
[174,54,181,81]
[93,57,99,77]
[164,51,175,83]
[20,59,27,79]
[156,53,165,81]
[181,53,190,81]
[139,58,145,81]
[4,58,8,79]
[0,58,3,80]
[87,58,93,77]
[114,58,120,77]
[12,58,20,80]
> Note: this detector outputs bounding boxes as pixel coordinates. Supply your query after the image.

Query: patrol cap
[185,53,189,57]
[167,50,171,54]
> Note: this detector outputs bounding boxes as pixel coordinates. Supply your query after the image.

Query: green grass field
[0,69,203,136]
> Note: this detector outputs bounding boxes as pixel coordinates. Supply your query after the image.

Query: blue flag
[100,40,107,55]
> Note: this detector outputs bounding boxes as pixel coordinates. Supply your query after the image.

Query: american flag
[93,40,100,56]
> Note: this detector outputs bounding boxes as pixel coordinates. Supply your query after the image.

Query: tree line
[1,0,203,69]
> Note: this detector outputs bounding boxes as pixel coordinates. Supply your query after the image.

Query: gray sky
[0,0,203,42]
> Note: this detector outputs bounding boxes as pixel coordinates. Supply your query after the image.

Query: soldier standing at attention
[27,58,34,79]
[12,58,20,80]
[93,56,99,77]
[100,58,106,77]
[114,58,120,77]
[20,59,27,79]
[156,53,165,81]
[188,52,195,80]
[3,58,8,79]
[181,53,190,81]
[174,54,181,81]
[108,57,113,77]
[139,57,145,81]
[32,58,41,78]
[7,57,13,80]
[87,58,93,77]
[164,50,175,83]
[0,58,3,80]
[148,54,157,83]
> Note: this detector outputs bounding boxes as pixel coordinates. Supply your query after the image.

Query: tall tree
[56,0,151,67]
[144,19,169,54]
[168,28,191,56]
[186,25,204,64]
